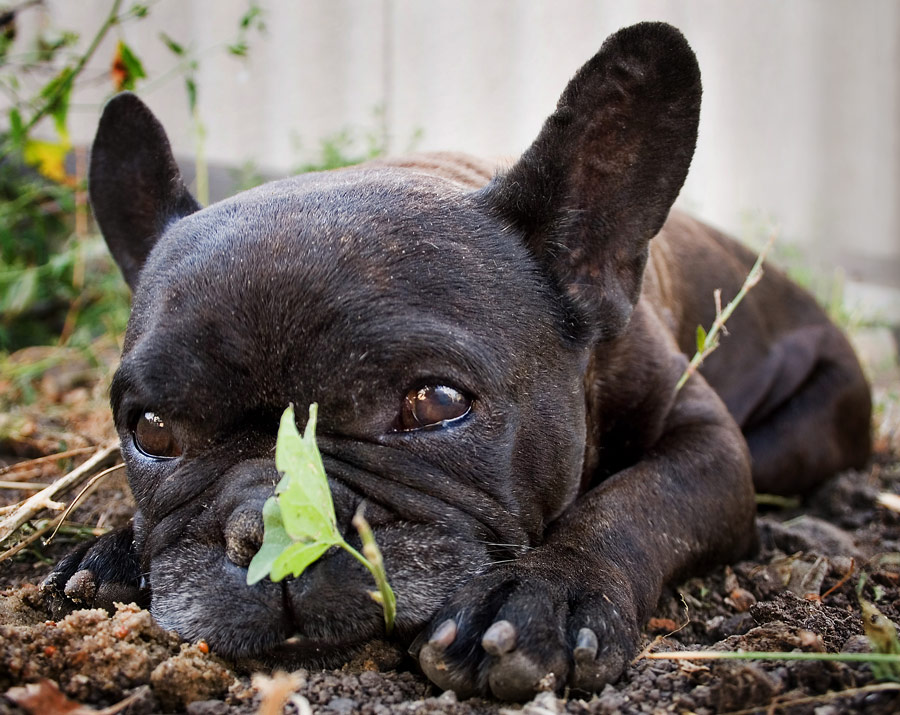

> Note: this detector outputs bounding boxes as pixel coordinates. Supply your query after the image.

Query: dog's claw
[573,627,598,662]
[429,618,457,649]
[482,619,517,656]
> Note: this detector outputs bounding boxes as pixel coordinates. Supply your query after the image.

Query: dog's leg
[416,314,756,699]
[719,323,871,494]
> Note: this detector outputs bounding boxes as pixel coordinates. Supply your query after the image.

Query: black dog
[43,22,871,700]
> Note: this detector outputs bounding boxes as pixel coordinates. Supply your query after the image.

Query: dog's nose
[224,508,265,568]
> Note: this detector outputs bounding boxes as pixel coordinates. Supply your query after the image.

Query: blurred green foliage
[0,0,263,355]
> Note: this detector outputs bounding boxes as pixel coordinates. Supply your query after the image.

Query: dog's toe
[63,568,97,604]
[566,594,639,693]
[417,618,480,698]
[483,619,567,700]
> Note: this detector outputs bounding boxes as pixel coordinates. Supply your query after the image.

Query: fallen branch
[0,442,119,546]
[675,230,777,392]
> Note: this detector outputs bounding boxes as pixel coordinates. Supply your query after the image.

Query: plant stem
[19,0,124,136]
[674,230,777,392]
[347,508,396,634]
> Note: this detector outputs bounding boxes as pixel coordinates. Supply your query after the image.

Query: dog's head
[89,22,700,663]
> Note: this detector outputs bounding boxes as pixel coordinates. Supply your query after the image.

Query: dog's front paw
[41,525,147,617]
[413,563,639,700]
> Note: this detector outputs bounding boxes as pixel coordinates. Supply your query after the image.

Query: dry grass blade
[0,442,119,546]
[0,446,97,477]
[46,462,124,543]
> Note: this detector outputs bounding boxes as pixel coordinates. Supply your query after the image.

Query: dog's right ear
[89,92,200,290]
[480,22,701,344]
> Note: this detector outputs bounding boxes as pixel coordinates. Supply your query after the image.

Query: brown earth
[1,339,899,715]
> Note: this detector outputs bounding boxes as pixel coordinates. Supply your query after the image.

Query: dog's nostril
[224,509,265,568]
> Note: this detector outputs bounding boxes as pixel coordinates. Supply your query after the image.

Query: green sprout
[246,404,396,633]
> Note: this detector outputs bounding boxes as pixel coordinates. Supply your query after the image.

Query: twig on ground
[718,682,900,715]
[675,230,777,392]
[0,446,96,477]
[0,442,119,546]
[0,481,52,490]
[0,514,66,563]
[0,460,122,563]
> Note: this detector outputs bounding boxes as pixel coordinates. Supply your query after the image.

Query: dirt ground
[1,338,900,715]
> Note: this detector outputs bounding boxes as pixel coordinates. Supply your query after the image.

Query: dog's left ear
[89,92,201,290]
[482,22,701,342]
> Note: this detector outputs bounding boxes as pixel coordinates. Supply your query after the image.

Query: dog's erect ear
[89,92,200,289]
[482,22,701,342]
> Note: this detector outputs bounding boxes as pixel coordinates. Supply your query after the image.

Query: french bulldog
[43,22,871,700]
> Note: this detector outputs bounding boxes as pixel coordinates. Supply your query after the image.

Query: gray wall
[14,0,900,320]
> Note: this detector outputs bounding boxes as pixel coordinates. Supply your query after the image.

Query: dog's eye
[134,412,182,459]
[398,385,471,431]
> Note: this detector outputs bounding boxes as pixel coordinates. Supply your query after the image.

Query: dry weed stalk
[675,230,778,392]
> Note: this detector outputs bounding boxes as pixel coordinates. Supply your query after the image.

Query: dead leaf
[648,617,679,632]
[5,679,96,715]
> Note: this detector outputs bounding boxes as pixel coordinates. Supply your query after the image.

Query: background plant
[0,0,262,354]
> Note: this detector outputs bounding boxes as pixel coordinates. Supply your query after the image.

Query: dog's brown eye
[398,385,471,431]
[134,412,182,459]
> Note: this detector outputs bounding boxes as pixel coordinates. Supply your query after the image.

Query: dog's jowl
[42,22,871,700]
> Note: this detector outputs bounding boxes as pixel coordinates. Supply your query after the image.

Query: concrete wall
[10,0,900,319]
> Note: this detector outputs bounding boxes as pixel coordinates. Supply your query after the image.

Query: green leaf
[159,32,185,56]
[40,67,74,137]
[8,109,24,146]
[270,541,332,581]
[246,496,293,585]
[695,324,707,353]
[185,77,197,112]
[240,4,264,30]
[275,404,339,543]
[114,40,146,91]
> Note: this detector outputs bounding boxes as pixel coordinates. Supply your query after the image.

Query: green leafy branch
[675,230,777,393]
[247,405,396,634]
